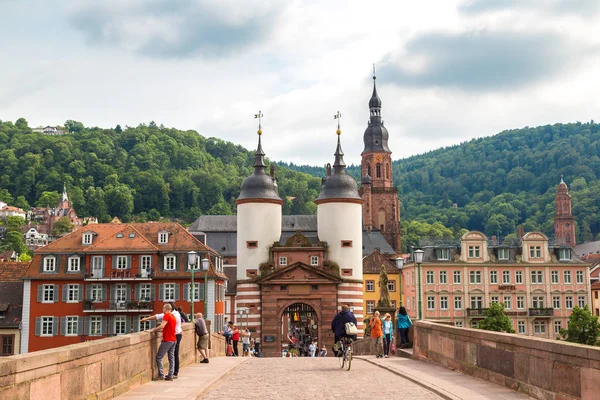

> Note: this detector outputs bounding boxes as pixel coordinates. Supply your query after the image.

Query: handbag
[345,322,359,335]
[390,342,397,356]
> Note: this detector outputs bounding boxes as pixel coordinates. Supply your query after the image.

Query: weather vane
[373,63,376,79]
[334,111,342,135]
[254,110,263,135]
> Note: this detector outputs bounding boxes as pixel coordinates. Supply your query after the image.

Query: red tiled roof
[1,206,25,212]
[591,281,600,290]
[363,249,400,274]
[0,262,30,281]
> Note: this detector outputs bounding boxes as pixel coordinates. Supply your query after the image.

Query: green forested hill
[0,119,321,223]
[281,122,600,248]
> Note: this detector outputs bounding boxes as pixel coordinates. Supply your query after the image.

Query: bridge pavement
[115,356,533,400]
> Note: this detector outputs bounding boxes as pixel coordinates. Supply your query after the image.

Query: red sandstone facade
[554,178,576,247]
[21,222,226,353]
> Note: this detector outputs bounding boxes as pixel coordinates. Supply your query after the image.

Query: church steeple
[554,176,576,247]
[363,66,391,153]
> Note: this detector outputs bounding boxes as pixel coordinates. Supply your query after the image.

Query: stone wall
[413,320,600,400]
[0,322,206,400]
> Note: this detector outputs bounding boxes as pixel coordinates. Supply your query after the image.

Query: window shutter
[60,317,66,336]
[150,319,157,329]
[125,284,131,301]
[134,284,140,301]
[112,256,117,270]
[108,316,114,335]
[160,255,164,272]
[101,316,106,335]
[35,317,41,336]
[110,285,116,302]
[78,284,84,302]
[101,284,107,301]
[53,285,59,303]
[183,284,190,302]
[125,317,132,334]
[37,285,43,302]
[80,256,85,271]
[199,284,205,301]
[134,317,140,332]
[84,317,90,335]
[55,255,61,273]
[175,254,181,272]
[53,317,59,336]
[78,317,83,335]
[175,284,180,301]
[159,284,165,301]
[184,253,189,271]
[150,284,156,301]
[62,285,68,302]
[85,285,92,300]
[127,256,132,269]
[39,257,45,273]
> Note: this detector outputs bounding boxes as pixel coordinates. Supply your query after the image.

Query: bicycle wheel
[345,347,352,371]
[338,344,345,368]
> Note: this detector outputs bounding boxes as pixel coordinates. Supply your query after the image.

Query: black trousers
[383,335,391,356]
[233,340,239,356]
[174,333,182,375]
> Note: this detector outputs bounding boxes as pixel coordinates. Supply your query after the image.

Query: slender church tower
[554,176,576,247]
[316,114,364,331]
[359,70,401,251]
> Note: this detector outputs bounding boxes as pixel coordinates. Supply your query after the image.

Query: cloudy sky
[2,0,600,165]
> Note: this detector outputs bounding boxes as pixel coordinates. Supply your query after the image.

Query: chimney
[518,225,524,238]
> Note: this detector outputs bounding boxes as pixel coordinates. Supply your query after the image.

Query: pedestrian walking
[241,328,251,356]
[194,313,210,363]
[382,313,393,358]
[231,324,240,356]
[150,303,177,381]
[308,340,317,357]
[370,310,384,358]
[396,306,412,348]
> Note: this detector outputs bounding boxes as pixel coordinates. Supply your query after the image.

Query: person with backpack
[396,306,412,348]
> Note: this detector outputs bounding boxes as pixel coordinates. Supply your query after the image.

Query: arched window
[366,163,371,177]
[378,209,386,232]
[385,163,390,179]
[376,164,381,178]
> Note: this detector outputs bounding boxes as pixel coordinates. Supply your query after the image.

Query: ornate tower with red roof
[554,176,576,247]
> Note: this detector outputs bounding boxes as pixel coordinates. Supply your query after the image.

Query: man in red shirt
[151,303,177,381]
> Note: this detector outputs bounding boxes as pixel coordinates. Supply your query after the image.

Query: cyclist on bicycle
[331,305,358,354]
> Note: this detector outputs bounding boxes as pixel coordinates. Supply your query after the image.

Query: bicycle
[337,337,353,371]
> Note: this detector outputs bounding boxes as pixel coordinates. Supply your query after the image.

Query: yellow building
[362,250,402,319]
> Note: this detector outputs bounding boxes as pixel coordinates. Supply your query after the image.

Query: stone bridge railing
[413,320,600,400]
[0,322,226,400]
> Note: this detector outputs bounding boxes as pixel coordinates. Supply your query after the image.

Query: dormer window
[559,248,571,261]
[468,246,480,258]
[43,256,56,272]
[82,233,93,245]
[436,248,450,260]
[68,256,80,272]
[159,232,169,244]
[529,246,542,259]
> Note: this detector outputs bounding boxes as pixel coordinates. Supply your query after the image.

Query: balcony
[84,270,154,281]
[466,308,488,317]
[528,308,554,317]
[83,300,153,313]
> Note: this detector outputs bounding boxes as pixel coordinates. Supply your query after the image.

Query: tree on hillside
[5,216,26,232]
[559,306,600,345]
[53,216,74,236]
[0,188,12,204]
[104,184,134,221]
[479,302,515,333]
[2,231,29,257]
[36,191,60,207]
[14,195,30,211]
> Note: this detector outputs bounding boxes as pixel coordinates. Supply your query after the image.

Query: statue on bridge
[377,264,391,309]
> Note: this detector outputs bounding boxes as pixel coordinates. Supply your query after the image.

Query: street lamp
[414,249,424,320]
[238,308,249,329]
[187,251,198,318]
[201,256,210,317]
[396,257,404,306]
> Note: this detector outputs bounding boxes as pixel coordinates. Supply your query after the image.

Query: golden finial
[334,111,342,135]
[254,110,263,135]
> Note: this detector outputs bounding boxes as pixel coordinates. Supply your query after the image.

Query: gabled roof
[363,249,399,274]
[254,261,343,284]
[0,262,30,281]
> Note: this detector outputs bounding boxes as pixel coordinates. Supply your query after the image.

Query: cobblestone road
[200,357,442,399]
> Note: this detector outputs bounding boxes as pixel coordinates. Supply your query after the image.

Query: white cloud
[1,0,599,166]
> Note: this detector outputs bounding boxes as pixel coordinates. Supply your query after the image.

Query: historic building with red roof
[20,222,225,353]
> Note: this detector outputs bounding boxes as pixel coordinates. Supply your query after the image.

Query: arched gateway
[281,303,318,356]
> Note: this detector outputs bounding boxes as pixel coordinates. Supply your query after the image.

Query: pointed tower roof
[315,114,362,203]
[62,183,69,202]
[557,174,568,192]
[236,113,283,204]
[363,68,391,153]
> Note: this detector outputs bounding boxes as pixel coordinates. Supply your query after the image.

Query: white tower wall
[236,202,282,280]
[317,202,363,279]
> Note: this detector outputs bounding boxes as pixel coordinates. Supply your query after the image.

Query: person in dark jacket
[331,305,358,345]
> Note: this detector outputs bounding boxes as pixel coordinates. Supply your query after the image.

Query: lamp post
[201,256,210,316]
[238,308,249,329]
[396,257,405,306]
[187,251,198,318]
[414,249,424,320]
